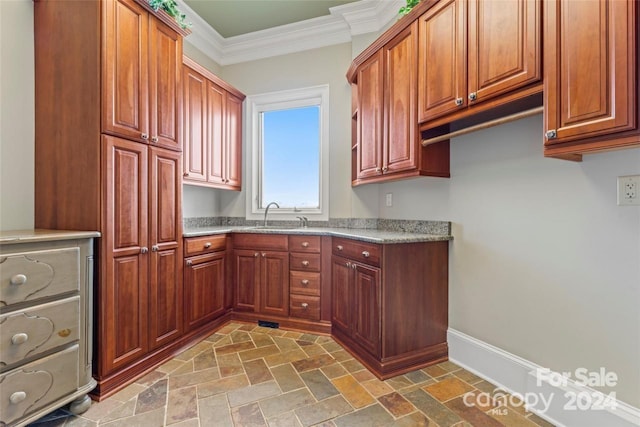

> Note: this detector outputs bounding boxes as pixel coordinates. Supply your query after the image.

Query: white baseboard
[447,329,640,427]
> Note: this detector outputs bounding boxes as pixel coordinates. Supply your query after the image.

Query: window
[246,85,330,220]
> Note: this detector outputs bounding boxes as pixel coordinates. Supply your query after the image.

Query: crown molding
[177,0,402,66]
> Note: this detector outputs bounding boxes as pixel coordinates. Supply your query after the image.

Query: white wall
[0,0,34,231]
[379,115,640,407]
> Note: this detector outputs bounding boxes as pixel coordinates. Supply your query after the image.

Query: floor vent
[258,320,280,329]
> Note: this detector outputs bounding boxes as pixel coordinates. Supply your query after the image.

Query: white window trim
[245,84,330,221]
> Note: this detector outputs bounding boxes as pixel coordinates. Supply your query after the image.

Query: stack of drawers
[0,231,97,426]
[288,235,321,321]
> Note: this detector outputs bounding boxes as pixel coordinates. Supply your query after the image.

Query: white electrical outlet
[385,193,393,207]
[617,175,640,206]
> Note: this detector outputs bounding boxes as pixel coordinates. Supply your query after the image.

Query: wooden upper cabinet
[182,57,245,190]
[356,51,384,179]
[418,0,541,124]
[103,0,182,150]
[544,0,639,158]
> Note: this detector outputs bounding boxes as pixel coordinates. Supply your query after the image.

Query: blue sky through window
[261,106,320,209]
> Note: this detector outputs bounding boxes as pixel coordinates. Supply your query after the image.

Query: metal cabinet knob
[183,172,190,177]
[151,136,158,143]
[382,166,388,172]
[140,247,149,254]
[141,133,149,140]
[301,303,309,308]
[337,245,343,251]
[9,274,27,286]
[545,130,557,139]
[301,242,309,248]
[10,391,27,405]
[346,262,351,267]
[301,279,310,285]
[352,263,357,270]
[186,259,193,266]
[455,97,464,106]
[468,92,477,101]
[301,260,310,267]
[362,251,370,258]
[204,242,212,249]
[11,333,29,345]
[261,252,266,258]
[254,252,259,257]
[375,167,381,173]
[151,245,159,252]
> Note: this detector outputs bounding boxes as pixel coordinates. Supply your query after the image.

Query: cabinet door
[384,22,417,174]
[183,65,207,182]
[331,256,352,335]
[467,0,541,104]
[234,249,259,312]
[103,0,149,142]
[225,93,243,190]
[353,262,381,357]
[418,0,466,122]
[207,81,225,186]
[101,135,149,374]
[260,251,289,317]
[184,252,226,330]
[544,0,637,145]
[149,147,183,349]
[149,18,182,150]
[356,51,383,179]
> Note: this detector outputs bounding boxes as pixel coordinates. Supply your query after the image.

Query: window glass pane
[261,106,320,209]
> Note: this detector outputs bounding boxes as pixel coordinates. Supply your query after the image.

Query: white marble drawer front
[0,344,79,426]
[0,296,80,369]
[0,247,80,306]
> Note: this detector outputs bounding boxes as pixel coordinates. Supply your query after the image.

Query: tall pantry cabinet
[34,0,188,398]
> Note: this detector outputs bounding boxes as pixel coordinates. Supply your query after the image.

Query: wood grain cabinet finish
[34,0,188,399]
[543,0,639,159]
[103,0,182,150]
[289,236,322,321]
[183,57,246,190]
[349,19,450,186]
[0,233,97,426]
[417,0,541,124]
[331,238,449,379]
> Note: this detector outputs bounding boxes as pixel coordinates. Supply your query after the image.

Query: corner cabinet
[183,57,245,190]
[348,20,450,185]
[331,238,449,379]
[34,0,189,399]
[543,0,640,160]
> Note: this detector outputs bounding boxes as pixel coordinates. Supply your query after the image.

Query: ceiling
[183,0,360,38]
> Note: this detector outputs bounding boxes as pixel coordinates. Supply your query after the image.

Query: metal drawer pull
[11,333,29,345]
[301,303,309,308]
[254,252,259,257]
[151,245,159,252]
[455,97,464,106]
[141,133,149,140]
[337,245,343,251]
[140,247,149,254]
[10,391,27,405]
[186,260,193,266]
[204,242,212,248]
[9,274,27,286]
[151,136,158,143]
[302,241,309,247]
[261,253,266,258]
[362,251,370,258]
[301,260,310,267]
[301,279,310,285]
[346,262,351,267]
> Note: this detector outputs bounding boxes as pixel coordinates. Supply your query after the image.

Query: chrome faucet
[263,202,279,227]
[296,216,309,228]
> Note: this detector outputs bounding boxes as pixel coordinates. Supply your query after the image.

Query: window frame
[245,85,330,221]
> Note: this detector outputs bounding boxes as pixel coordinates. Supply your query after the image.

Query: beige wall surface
[379,115,640,407]
[0,0,34,231]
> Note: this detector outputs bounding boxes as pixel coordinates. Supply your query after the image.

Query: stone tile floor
[29,322,555,427]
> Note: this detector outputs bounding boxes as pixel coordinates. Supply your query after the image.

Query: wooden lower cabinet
[331,238,449,379]
[184,251,226,331]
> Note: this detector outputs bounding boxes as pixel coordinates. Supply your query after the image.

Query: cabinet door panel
[234,250,259,312]
[357,51,383,179]
[149,248,182,349]
[353,263,380,357]
[418,0,466,122]
[103,0,149,141]
[183,66,207,182]
[260,252,289,317]
[331,256,352,335]
[384,22,417,174]
[225,94,243,189]
[149,18,181,150]
[544,0,637,144]
[184,253,226,330]
[207,82,225,185]
[468,0,541,103]
[150,147,181,246]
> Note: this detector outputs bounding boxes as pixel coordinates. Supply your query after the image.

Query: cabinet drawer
[332,238,381,267]
[233,234,288,251]
[1,247,80,306]
[0,296,80,369]
[288,235,321,253]
[289,271,320,296]
[0,344,79,426]
[289,295,320,321]
[184,235,226,256]
[289,253,321,272]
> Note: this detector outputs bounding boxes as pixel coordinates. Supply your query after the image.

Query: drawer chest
[0,230,98,427]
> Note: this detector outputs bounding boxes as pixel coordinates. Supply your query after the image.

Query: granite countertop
[183,225,452,244]
[0,229,101,244]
